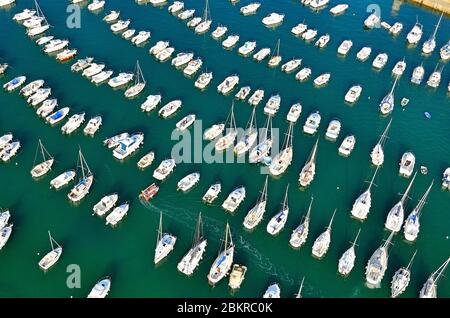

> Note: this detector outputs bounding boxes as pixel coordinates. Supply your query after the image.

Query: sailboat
[30,139,54,178]
[38,231,63,271]
[289,196,313,249]
[403,180,433,242]
[385,172,416,233]
[208,223,234,285]
[124,60,146,98]
[177,212,207,276]
[379,76,399,115]
[338,229,361,276]
[390,250,417,298]
[311,209,336,259]
[195,0,212,34]
[27,0,50,37]
[154,211,177,264]
[249,116,273,164]
[365,231,395,286]
[215,102,237,151]
[422,13,443,55]
[370,119,392,166]
[243,176,268,230]
[268,39,282,67]
[68,149,93,203]
[266,184,289,235]
[234,107,257,155]
[295,277,305,298]
[420,257,450,298]
[269,123,294,176]
[298,138,319,187]
[350,167,379,220]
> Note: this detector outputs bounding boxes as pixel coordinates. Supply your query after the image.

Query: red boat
[139,183,159,201]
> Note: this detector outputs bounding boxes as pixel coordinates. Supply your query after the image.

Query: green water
[0,0,449,298]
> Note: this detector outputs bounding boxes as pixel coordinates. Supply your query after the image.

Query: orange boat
[139,183,159,201]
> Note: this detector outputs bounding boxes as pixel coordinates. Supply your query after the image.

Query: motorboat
[345,85,362,103]
[286,103,302,123]
[149,40,169,56]
[235,86,251,100]
[0,210,11,229]
[303,111,321,134]
[112,133,144,160]
[177,9,195,20]
[315,34,330,48]
[228,264,247,289]
[176,114,196,131]
[240,2,260,15]
[171,52,194,68]
[103,132,129,149]
[168,1,184,13]
[222,186,245,213]
[248,89,264,106]
[20,79,44,97]
[295,67,311,81]
[211,25,227,39]
[158,100,182,118]
[131,31,151,46]
[364,13,380,29]
[442,167,450,189]
[140,95,161,112]
[27,88,51,106]
[13,9,36,22]
[139,183,159,202]
[91,70,113,84]
[0,141,20,162]
[50,170,76,189]
[313,73,330,86]
[36,35,54,46]
[392,59,406,76]
[310,0,330,10]
[262,13,284,27]
[87,0,105,12]
[194,72,213,89]
[411,64,425,84]
[337,40,352,55]
[61,112,85,135]
[291,23,307,36]
[187,17,202,28]
[238,41,256,56]
[56,49,77,62]
[264,94,281,116]
[3,76,26,92]
[281,58,302,73]
[356,46,372,61]
[217,75,239,94]
[105,202,130,226]
[103,10,120,23]
[122,29,135,40]
[204,123,224,140]
[406,20,423,45]
[82,63,105,78]
[222,35,239,49]
[153,158,176,181]
[338,135,356,156]
[44,39,69,54]
[107,72,134,88]
[83,116,102,136]
[155,47,175,62]
[183,58,203,76]
[202,182,221,203]
[389,22,403,35]
[137,151,155,169]
[329,4,348,15]
[87,278,111,298]
[372,53,388,69]
[110,20,130,33]
[325,119,341,141]
[302,29,317,41]
[263,283,280,298]
[399,152,415,177]
[177,172,200,192]
[0,134,13,149]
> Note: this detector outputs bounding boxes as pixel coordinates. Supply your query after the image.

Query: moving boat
[20,79,44,97]
[243,177,268,230]
[195,0,212,34]
[208,223,234,285]
[385,172,417,233]
[215,103,237,151]
[0,224,13,251]
[137,151,155,169]
[411,64,425,84]
[28,87,51,106]
[110,20,130,33]
[379,76,398,115]
[46,107,70,125]
[204,123,225,141]
[262,13,284,27]
[329,4,348,15]
[399,152,415,177]
[325,119,341,141]
[291,22,307,36]
[139,183,159,202]
[30,139,54,178]
[67,149,93,203]
[103,132,129,149]
[83,116,102,136]
[356,46,372,61]
[183,58,203,76]
[108,72,134,88]
[93,193,118,217]
[313,73,330,86]
[299,138,319,187]
[315,34,330,48]
[364,12,380,29]
[345,85,362,103]
[159,100,182,118]
[103,10,120,23]
[266,184,289,235]
[177,172,200,192]
[195,72,213,89]
[312,209,337,259]
[168,1,184,14]
[229,264,247,289]
[391,251,417,298]
[112,133,144,160]
[61,112,85,134]
[281,58,302,73]
[141,94,161,112]
[87,278,111,298]
[202,182,221,204]
[211,25,228,39]
[264,94,281,116]
[403,180,433,242]
[248,89,264,106]
[124,61,146,98]
[337,40,352,56]
[235,86,251,100]
[105,202,130,226]
[392,59,406,76]
[296,67,312,81]
[406,18,423,45]
[365,231,395,286]
[238,41,256,56]
[149,40,169,56]
[338,229,361,276]
[422,13,442,54]
[371,119,392,166]
[50,170,76,189]
[303,111,321,134]
[389,22,403,35]
[240,2,260,15]
[234,108,257,155]
[268,39,282,67]
[289,197,313,249]
[350,167,379,220]
[249,116,272,163]
[222,186,246,213]
[419,257,450,298]
[177,212,207,276]
[286,103,302,123]
[263,283,281,298]
[426,64,443,88]
[153,158,176,181]
[222,35,239,49]
[217,75,239,95]
[269,123,294,176]
[3,76,26,92]
[38,231,62,271]
[372,53,388,70]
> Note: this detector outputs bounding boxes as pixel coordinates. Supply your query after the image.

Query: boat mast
[430,13,443,41]
[297,276,305,297]
[305,196,313,220]
[203,0,210,22]
[228,102,237,132]
[378,118,392,146]
[326,209,337,230]
[367,166,379,192]
[390,75,399,95]
[400,171,417,204]
[351,228,361,249]
[157,211,163,243]
[247,107,257,131]
[382,230,395,250]
[282,183,289,210]
[48,231,54,251]
[35,0,48,25]
[272,38,280,58]
[413,180,434,218]
[308,137,319,164]
[260,176,269,202]
[406,250,417,271]
[193,212,203,246]
[432,257,450,284]
[78,148,92,179]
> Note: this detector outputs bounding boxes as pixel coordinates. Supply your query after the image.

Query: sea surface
[0,0,449,298]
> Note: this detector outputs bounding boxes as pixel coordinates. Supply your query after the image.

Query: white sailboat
[338,229,361,276]
[249,116,272,164]
[38,231,62,271]
[68,149,93,203]
[215,102,237,151]
[269,123,294,176]
[385,172,416,233]
[370,119,392,166]
[124,60,146,98]
[420,257,450,298]
[207,223,234,285]
[290,197,313,249]
[154,211,177,264]
[177,212,207,276]
[379,77,399,115]
[243,176,268,230]
[30,139,54,178]
[403,180,433,242]
[26,0,50,37]
[298,138,319,187]
[266,184,289,235]
[295,277,305,298]
[350,167,379,220]
[390,250,417,298]
[365,231,395,286]
[268,39,282,67]
[234,108,257,155]
[195,0,212,34]
[422,13,443,54]
[311,209,336,259]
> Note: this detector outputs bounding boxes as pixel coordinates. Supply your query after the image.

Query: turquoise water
[0,0,449,297]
